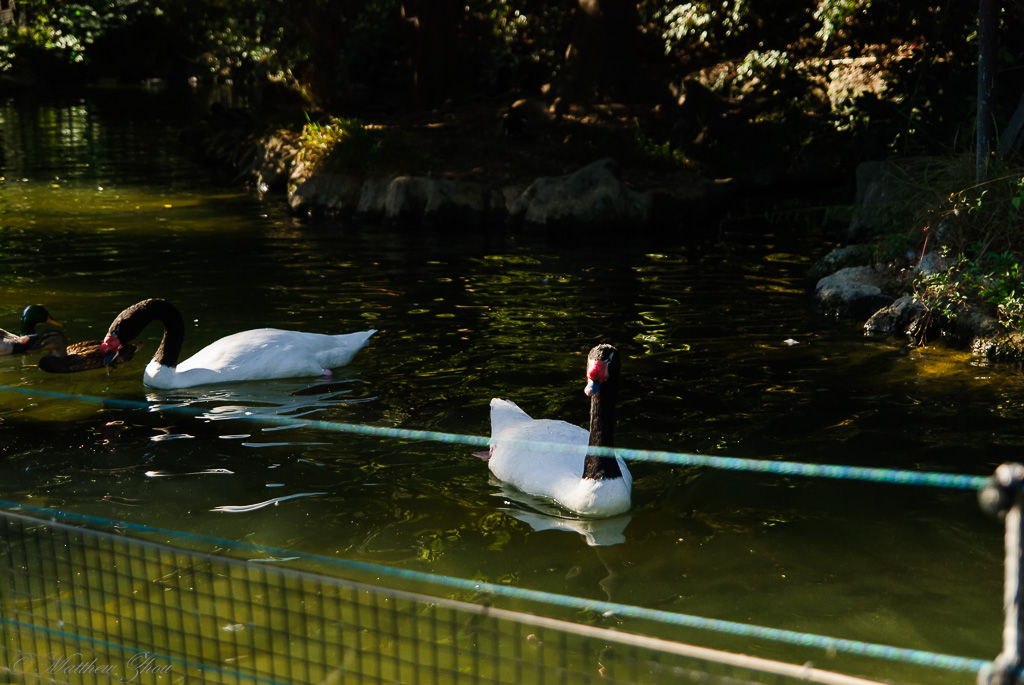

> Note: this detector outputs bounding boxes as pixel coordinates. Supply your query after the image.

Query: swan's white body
[485,398,632,517]
[144,328,376,389]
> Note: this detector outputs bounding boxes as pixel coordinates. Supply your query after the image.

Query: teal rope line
[609,450,991,491]
[0,385,991,491]
[0,500,991,675]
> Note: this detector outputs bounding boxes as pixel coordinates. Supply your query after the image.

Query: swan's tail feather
[488,398,534,437]
[320,329,376,368]
[337,329,376,346]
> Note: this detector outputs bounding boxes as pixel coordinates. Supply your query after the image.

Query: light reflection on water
[0,91,1016,683]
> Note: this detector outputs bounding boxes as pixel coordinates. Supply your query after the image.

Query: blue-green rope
[0,385,991,491]
[0,500,991,675]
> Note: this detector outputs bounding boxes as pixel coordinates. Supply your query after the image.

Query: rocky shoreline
[808,163,1024,362]
[811,251,1024,362]
[182,115,734,235]
[184,116,1024,364]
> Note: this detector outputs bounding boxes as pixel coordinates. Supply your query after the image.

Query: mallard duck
[97,298,376,389]
[478,344,632,517]
[36,329,139,373]
[0,305,63,355]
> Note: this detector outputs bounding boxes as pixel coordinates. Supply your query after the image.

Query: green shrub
[297,117,383,175]
[633,119,690,167]
[659,1,758,50]
[914,246,1024,331]
[814,0,871,45]
[866,157,1024,332]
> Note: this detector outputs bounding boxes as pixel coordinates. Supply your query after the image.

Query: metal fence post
[979,463,1024,685]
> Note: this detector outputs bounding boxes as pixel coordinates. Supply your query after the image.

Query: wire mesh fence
[0,503,886,685]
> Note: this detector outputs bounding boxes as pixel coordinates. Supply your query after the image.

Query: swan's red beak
[100,335,121,354]
[585,359,609,396]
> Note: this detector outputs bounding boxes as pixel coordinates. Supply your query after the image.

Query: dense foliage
[3,1,1019,158]
[1,1,1015,112]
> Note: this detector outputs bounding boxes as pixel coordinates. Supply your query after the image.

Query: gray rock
[355,176,491,228]
[863,295,933,342]
[288,172,362,218]
[354,177,390,219]
[815,266,895,318]
[914,251,952,277]
[959,311,1004,343]
[642,179,735,233]
[252,134,297,193]
[972,330,1024,361]
[501,184,527,212]
[286,151,361,218]
[506,158,649,227]
[806,244,872,286]
[421,179,492,228]
[382,176,430,223]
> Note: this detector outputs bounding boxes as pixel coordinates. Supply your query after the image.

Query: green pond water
[0,90,1018,684]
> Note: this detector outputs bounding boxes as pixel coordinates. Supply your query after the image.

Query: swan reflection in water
[143,375,375,443]
[493,480,629,601]
[490,479,632,548]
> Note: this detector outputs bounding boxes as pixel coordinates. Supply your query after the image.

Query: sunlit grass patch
[296,116,387,176]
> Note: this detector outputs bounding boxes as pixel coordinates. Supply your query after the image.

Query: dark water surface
[0,90,1017,683]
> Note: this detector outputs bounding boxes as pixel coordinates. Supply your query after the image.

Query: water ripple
[210,492,328,513]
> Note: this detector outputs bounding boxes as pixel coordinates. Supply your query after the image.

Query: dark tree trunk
[561,0,642,101]
[293,3,351,110]
[998,90,1024,161]
[977,0,997,180]
[995,1,1024,161]
[402,0,460,108]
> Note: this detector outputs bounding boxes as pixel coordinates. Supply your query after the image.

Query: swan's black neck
[583,345,622,481]
[106,299,185,368]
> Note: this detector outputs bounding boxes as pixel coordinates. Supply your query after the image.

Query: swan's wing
[474,399,535,460]
[177,328,375,381]
[488,398,534,437]
[176,329,286,375]
[487,416,588,492]
[488,398,587,469]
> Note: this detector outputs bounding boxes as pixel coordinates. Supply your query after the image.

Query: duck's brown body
[36,330,138,373]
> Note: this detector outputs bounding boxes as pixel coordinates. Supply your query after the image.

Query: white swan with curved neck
[480,344,632,517]
[99,299,376,389]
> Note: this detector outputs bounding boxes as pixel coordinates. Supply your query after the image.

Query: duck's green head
[21,305,63,335]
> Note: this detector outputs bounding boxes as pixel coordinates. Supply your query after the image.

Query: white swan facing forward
[481,344,632,517]
[100,299,375,389]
